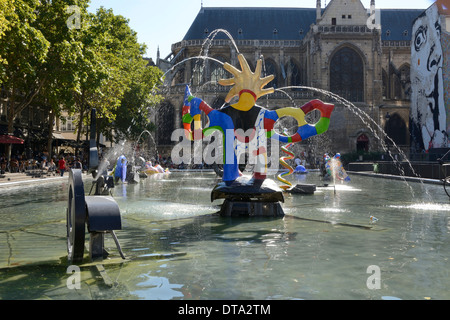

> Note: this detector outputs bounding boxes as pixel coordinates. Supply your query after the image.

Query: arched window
[399,64,411,100]
[382,69,388,99]
[330,47,364,102]
[157,102,175,146]
[171,68,184,86]
[286,60,302,87]
[210,56,227,84]
[191,60,205,86]
[264,59,278,89]
[385,112,407,146]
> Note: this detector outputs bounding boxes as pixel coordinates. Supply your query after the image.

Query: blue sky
[87,0,435,61]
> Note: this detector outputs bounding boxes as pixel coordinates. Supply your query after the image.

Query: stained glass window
[330,47,364,102]
[210,56,227,83]
[264,59,278,89]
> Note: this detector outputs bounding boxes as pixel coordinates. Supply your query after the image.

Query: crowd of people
[0,151,87,177]
[1,148,326,177]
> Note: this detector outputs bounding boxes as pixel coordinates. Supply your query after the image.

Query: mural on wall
[442,22,450,142]
[410,4,448,152]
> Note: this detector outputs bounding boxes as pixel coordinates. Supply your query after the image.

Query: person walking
[73,158,82,170]
[58,156,66,176]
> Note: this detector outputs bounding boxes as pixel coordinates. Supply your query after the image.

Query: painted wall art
[410,3,449,152]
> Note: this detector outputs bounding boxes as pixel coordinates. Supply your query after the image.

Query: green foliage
[113,64,164,142]
[0,0,16,62]
[0,0,50,142]
[0,0,164,150]
[69,6,164,143]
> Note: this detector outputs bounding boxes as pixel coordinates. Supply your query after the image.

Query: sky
[87,0,436,62]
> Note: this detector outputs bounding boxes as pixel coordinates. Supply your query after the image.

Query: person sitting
[40,158,48,172]
[47,159,56,175]
[9,159,19,173]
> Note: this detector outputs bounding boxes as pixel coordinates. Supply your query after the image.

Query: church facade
[156,0,427,161]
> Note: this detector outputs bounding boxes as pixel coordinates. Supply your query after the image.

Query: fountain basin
[1,171,450,300]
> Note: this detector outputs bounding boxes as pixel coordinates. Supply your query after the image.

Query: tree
[0,1,164,161]
[0,0,15,63]
[112,62,164,142]
[70,7,164,149]
[0,0,50,161]
[34,0,91,158]
[67,8,132,149]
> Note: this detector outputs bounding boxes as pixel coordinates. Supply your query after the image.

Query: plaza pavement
[0,171,72,189]
[0,168,442,190]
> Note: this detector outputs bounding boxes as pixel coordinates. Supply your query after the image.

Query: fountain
[180,53,334,217]
[2,164,450,299]
[129,129,162,181]
[67,108,125,267]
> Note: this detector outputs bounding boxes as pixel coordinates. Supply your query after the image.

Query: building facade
[156,0,428,161]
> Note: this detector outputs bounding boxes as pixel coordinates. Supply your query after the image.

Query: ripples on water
[0,172,449,300]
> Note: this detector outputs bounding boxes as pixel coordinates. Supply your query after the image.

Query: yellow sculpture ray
[218,54,275,106]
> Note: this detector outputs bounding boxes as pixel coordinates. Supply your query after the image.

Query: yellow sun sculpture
[182,53,334,185]
[218,54,275,111]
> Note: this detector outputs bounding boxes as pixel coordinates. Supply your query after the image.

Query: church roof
[183,7,425,42]
[379,9,424,41]
[183,7,318,42]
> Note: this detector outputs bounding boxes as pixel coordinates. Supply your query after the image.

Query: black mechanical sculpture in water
[66,109,124,264]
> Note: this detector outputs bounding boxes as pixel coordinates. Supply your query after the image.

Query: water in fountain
[274,85,434,201]
[3,30,450,300]
[178,29,434,187]
[160,28,434,201]
[132,130,159,166]
[161,29,239,100]
[3,169,450,299]
[93,139,129,181]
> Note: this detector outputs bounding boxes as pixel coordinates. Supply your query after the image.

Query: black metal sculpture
[66,108,124,264]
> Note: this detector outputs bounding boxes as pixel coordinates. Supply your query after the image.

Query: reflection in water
[132,275,184,300]
[389,203,450,212]
[0,172,449,299]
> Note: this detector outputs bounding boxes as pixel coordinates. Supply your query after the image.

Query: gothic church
[156,0,425,160]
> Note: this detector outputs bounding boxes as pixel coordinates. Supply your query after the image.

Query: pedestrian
[59,156,66,176]
[48,159,56,175]
[73,158,82,170]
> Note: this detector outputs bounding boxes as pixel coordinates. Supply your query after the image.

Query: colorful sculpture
[324,153,350,182]
[278,142,295,190]
[114,155,127,182]
[183,54,334,186]
[144,161,168,174]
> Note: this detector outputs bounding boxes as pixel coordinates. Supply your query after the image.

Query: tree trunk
[75,107,84,156]
[6,88,15,163]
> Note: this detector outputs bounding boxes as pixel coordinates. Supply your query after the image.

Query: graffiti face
[411,4,448,151]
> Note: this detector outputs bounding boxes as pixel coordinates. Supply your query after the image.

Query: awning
[0,134,24,144]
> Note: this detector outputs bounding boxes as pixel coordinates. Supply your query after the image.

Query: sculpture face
[183,54,334,183]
